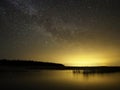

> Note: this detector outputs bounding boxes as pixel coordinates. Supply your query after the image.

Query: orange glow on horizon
[26,44,120,66]
[63,58,108,66]
[58,53,110,66]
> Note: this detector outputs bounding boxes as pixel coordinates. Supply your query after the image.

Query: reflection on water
[72,70,120,86]
[0,70,120,90]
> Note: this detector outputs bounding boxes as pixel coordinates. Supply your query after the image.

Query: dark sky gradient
[0,0,120,66]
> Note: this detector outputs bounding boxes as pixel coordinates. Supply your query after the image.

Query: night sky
[0,0,120,66]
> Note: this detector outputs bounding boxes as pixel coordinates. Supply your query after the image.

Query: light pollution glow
[29,52,118,66]
[24,42,120,66]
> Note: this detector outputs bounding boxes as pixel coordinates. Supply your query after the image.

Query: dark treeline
[0,59,65,71]
[0,59,120,73]
[68,66,120,74]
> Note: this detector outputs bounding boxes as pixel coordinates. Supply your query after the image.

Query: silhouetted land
[0,59,120,74]
[0,59,65,71]
[67,66,120,74]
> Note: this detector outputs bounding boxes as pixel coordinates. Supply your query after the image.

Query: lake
[0,70,120,90]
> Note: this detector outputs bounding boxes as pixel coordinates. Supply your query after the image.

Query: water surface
[0,70,120,90]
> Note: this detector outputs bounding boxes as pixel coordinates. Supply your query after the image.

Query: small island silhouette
[0,59,120,74]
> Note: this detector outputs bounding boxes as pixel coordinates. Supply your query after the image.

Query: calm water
[0,70,120,90]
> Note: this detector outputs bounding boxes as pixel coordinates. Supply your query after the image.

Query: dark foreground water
[0,70,120,90]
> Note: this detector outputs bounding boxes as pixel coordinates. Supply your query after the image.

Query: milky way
[0,0,120,65]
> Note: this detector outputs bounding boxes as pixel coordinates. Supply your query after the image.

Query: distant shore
[0,59,65,71]
[0,59,120,73]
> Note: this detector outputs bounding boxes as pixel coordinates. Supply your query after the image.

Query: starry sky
[0,0,120,66]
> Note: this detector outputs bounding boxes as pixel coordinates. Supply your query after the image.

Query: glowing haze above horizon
[0,0,120,66]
